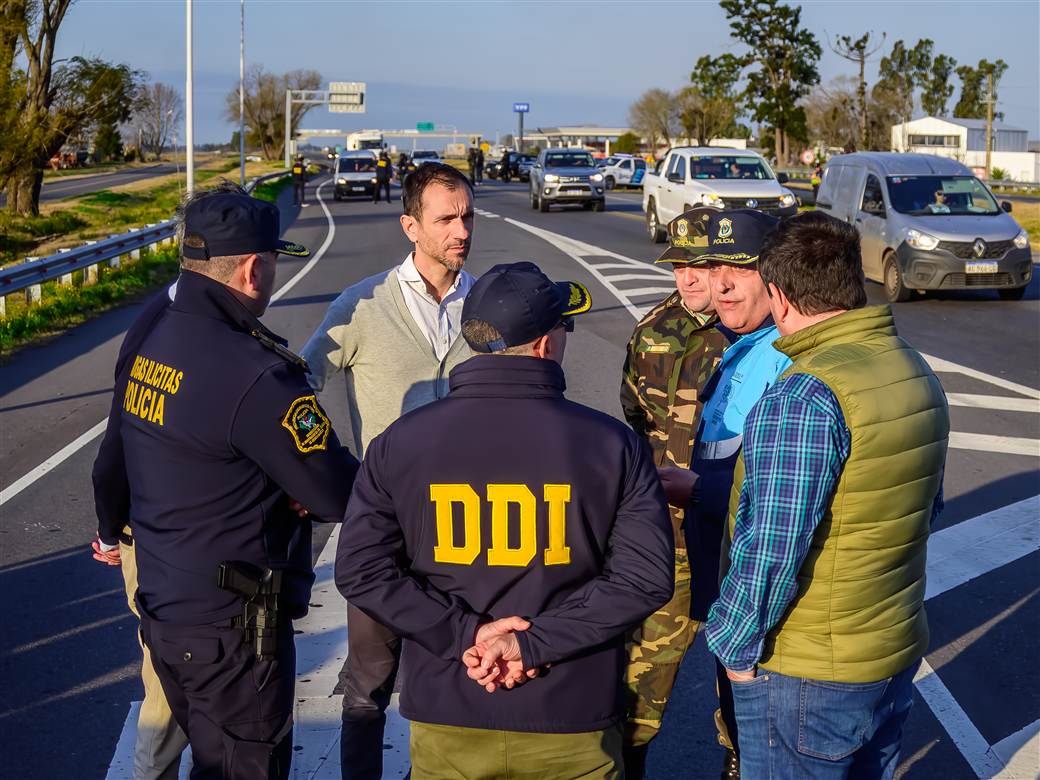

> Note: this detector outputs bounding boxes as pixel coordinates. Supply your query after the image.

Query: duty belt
[696,435,743,461]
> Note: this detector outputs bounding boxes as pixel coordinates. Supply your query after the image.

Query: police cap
[699,209,779,267]
[654,206,719,265]
[462,261,592,352]
[181,192,309,261]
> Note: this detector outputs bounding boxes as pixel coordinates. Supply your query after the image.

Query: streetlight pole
[185,0,195,194]
[239,0,246,187]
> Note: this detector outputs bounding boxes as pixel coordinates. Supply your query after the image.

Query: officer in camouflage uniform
[620,208,730,779]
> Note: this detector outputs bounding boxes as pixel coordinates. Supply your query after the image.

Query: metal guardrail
[0,170,289,316]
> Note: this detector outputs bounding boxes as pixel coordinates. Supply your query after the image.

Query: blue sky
[57,0,1039,144]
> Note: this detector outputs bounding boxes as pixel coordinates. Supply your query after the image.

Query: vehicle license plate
[965,262,998,273]
[563,189,587,196]
[351,186,365,192]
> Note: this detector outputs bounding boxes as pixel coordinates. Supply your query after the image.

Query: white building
[891,116,1039,182]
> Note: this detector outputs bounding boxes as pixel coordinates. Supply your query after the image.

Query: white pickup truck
[641,147,799,242]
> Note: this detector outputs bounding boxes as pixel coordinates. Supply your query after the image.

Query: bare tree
[803,77,859,151]
[628,88,678,152]
[133,82,181,161]
[225,64,321,161]
[828,31,885,151]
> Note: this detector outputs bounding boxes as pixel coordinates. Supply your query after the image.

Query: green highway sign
[416,122,435,132]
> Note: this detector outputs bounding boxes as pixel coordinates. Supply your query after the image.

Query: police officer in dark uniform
[92,182,360,780]
[374,150,392,203]
[292,154,308,207]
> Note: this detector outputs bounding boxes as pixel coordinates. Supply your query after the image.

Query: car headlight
[370,177,378,184]
[906,229,940,251]
[779,192,797,208]
[337,178,347,184]
[1013,229,1029,249]
[590,173,604,182]
[544,174,560,183]
[701,194,724,209]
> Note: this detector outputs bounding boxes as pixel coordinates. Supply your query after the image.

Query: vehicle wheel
[605,176,615,190]
[998,286,1027,301]
[530,190,539,210]
[592,199,605,212]
[646,198,666,243]
[538,196,550,213]
[883,254,911,303]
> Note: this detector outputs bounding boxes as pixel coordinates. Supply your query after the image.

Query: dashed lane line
[0,179,337,510]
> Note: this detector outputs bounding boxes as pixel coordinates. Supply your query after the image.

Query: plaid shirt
[705,372,943,672]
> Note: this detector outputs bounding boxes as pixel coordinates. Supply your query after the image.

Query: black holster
[217,561,283,660]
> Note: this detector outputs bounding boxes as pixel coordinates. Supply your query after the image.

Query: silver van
[816,153,1031,301]
[333,150,379,200]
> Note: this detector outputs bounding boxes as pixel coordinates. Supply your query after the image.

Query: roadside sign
[416,122,435,132]
[329,82,366,114]
[480,142,490,153]
[800,149,815,165]
[513,102,530,113]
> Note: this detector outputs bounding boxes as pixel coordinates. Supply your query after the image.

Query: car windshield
[338,158,375,172]
[545,153,595,168]
[689,155,773,180]
[601,156,619,167]
[886,175,1000,216]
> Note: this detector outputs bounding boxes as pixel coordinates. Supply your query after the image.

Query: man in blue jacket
[335,262,674,779]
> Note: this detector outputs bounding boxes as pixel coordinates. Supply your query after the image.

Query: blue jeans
[730,661,918,780]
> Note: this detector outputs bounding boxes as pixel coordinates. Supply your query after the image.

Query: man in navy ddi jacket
[336,262,674,779]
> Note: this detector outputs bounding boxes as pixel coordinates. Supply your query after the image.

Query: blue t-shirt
[699,323,792,443]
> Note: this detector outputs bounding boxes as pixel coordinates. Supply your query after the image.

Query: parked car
[412,150,441,166]
[816,152,1031,301]
[642,147,798,242]
[485,152,534,181]
[598,154,648,189]
[529,148,606,212]
[517,155,537,182]
[333,150,379,200]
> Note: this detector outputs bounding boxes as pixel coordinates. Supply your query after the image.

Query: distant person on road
[292,154,308,207]
[467,146,478,186]
[374,150,393,203]
[300,162,477,780]
[475,146,484,184]
[705,211,948,779]
[499,150,512,182]
[92,181,359,780]
[335,261,674,780]
[618,207,728,779]
[397,152,410,183]
[662,210,792,780]
[91,286,189,780]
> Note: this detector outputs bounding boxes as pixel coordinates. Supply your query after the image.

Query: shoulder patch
[281,395,331,453]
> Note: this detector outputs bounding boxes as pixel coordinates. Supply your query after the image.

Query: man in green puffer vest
[703,211,949,779]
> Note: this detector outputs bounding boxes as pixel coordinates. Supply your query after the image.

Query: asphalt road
[0,176,1037,779]
[0,165,178,208]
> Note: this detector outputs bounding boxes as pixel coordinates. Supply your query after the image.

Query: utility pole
[185,0,195,194]
[984,72,994,179]
[239,0,246,187]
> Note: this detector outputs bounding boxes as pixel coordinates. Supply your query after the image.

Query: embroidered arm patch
[281,395,331,453]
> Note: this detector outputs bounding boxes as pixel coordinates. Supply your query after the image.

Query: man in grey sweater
[300,162,476,780]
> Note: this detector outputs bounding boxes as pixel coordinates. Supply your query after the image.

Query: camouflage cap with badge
[654,207,719,265]
[699,208,779,267]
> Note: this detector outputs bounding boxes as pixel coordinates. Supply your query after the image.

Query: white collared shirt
[396,253,474,361]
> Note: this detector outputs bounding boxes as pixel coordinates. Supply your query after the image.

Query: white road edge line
[948,432,1040,457]
[945,393,1040,413]
[0,179,337,508]
[922,353,1040,400]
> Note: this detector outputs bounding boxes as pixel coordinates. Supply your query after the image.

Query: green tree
[93,120,122,160]
[920,53,958,117]
[719,0,821,166]
[613,131,641,154]
[677,53,744,145]
[953,59,1008,120]
[225,64,322,161]
[828,32,885,150]
[875,39,934,149]
[628,88,678,152]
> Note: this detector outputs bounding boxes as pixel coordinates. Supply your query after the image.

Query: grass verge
[1011,201,1040,245]
[1,244,180,355]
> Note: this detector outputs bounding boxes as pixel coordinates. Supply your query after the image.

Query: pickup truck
[641,147,798,242]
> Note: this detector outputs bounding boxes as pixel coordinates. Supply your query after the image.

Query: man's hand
[725,666,756,683]
[657,466,699,508]
[463,633,527,692]
[474,615,530,645]
[91,538,121,566]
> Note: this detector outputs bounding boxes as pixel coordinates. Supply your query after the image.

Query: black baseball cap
[181,192,309,261]
[462,262,592,352]
[700,209,779,267]
[655,206,719,265]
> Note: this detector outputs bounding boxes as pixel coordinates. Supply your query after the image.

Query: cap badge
[717,218,733,239]
[675,219,689,237]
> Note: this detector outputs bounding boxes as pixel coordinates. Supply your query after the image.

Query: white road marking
[991,718,1040,780]
[0,178,337,509]
[946,393,1040,413]
[948,432,1040,457]
[923,353,1040,400]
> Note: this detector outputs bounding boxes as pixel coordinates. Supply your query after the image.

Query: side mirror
[667,173,684,184]
[1001,201,1013,213]
[777,172,790,184]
